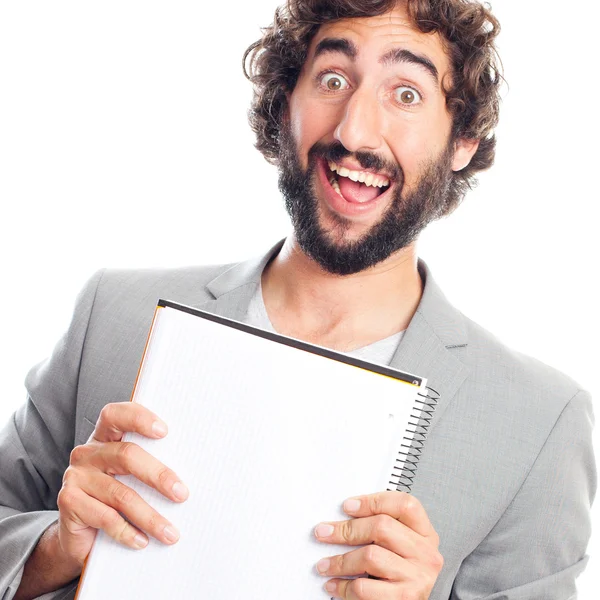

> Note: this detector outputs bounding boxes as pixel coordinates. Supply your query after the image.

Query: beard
[276,119,456,276]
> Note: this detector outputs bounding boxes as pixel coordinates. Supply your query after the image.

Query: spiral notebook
[75,300,438,600]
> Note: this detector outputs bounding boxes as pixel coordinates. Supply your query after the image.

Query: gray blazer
[0,239,595,599]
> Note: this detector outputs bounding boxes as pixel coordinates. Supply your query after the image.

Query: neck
[260,235,423,351]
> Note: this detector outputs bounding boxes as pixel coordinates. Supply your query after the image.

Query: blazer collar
[200,238,286,322]
[388,259,469,433]
[199,238,469,432]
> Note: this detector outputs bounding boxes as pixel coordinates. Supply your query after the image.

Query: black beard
[277,120,455,276]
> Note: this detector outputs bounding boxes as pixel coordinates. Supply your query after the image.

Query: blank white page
[76,303,428,600]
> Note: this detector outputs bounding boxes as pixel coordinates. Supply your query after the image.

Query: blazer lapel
[194,239,286,319]
[389,259,469,434]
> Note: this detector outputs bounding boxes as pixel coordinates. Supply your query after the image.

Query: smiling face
[277,1,479,275]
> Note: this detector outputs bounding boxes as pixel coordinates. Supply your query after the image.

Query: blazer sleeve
[0,270,105,599]
[450,389,596,600]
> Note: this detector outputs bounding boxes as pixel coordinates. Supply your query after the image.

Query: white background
[0,0,598,596]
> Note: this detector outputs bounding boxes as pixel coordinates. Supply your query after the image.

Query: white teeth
[328,160,390,189]
[330,177,343,196]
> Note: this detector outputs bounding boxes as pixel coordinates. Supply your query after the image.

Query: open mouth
[325,159,392,204]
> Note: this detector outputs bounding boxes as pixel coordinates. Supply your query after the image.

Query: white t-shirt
[244,281,405,366]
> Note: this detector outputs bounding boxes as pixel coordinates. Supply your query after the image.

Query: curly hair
[243,0,503,212]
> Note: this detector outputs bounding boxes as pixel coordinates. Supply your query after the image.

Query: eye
[395,86,421,106]
[319,72,350,92]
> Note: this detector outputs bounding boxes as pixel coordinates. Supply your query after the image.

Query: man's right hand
[56,401,189,569]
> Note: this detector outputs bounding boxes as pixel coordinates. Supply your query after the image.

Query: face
[277,1,478,275]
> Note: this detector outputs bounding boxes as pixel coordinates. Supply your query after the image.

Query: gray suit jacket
[0,239,595,599]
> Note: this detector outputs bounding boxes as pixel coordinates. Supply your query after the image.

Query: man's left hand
[314,491,443,599]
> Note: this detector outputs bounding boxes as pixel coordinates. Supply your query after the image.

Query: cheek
[388,127,429,183]
[388,112,452,182]
[290,96,340,162]
[288,107,312,168]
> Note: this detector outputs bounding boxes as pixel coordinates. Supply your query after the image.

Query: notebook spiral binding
[387,386,440,493]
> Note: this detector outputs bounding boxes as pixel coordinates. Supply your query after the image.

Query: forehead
[306,4,451,79]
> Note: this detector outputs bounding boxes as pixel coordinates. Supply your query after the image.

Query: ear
[451,138,480,172]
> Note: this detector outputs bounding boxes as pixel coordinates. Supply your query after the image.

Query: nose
[333,86,383,152]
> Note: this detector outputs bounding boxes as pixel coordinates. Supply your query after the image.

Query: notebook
[75,300,438,599]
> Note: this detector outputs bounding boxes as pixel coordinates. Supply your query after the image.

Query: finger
[91,402,168,443]
[59,486,149,551]
[81,441,189,503]
[79,471,180,545]
[325,575,399,599]
[316,544,420,580]
[314,514,431,560]
[342,492,437,540]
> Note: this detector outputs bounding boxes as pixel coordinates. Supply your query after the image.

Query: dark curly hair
[243,0,503,211]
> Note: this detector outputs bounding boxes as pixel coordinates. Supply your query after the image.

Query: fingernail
[316,558,330,574]
[325,581,336,592]
[163,525,180,543]
[172,481,189,501]
[343,498,361,513]
[152,420,168,437]
[315,523,334,538]
[134,533,148,548]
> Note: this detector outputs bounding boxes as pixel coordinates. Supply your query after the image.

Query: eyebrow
[313,37,358,61]
[312,37,440,87]
[380,47,439,86]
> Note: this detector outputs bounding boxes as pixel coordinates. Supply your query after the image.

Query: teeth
[329,176,343,197]
[328,161,390,188]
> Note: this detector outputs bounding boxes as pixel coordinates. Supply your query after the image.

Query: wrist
[14,520,82,600]
[51,520,86,573]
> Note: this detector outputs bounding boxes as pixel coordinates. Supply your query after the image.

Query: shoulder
[456,311,591,436]
[464,313,584,397]
[73,260,245,352]
[94,261,237,303]
[75,261,240,335]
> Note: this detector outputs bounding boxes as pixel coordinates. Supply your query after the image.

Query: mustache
[308,141,402,182]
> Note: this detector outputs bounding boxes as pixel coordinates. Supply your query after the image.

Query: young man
[1,1,594,599]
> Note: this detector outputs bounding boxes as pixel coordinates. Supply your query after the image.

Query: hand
[56,402,189,569]
[314,491,443,599]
